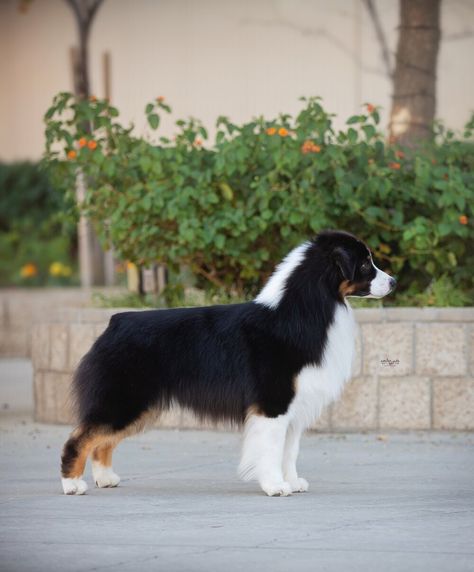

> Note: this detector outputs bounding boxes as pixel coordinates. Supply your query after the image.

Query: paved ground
[1,360,474,572]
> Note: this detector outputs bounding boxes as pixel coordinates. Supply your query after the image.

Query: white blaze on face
[369,264,394,298]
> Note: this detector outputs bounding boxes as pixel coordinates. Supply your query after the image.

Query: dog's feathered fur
[61,230,395,496]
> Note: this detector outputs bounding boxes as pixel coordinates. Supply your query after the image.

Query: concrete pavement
[1,359,474,572]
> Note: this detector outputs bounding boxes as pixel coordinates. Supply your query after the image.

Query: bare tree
[65,0,105,287]
[362,0,393,78]
[65,0,104,98]
[389,0,441,146]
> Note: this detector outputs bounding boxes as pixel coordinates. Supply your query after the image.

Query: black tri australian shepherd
[61,230,396,497]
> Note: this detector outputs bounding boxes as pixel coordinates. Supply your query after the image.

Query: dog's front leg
[239,414,292,496]
[282,423,308,493]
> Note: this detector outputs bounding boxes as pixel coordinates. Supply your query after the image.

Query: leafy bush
[0,161,76,286]
[44,93,474,304]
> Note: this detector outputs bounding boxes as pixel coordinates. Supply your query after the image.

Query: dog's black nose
[389,277,397,291]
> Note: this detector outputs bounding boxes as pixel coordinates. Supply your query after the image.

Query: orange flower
[20,263,38,278]
[395,150,405,159]
[67,150,77,159]
[266,127,277,136]
[459,215,468,225]
[87,140,97,150]
[78,137,87,148]
[367,103,375,114]
[389,161,401,170]
[278,127,289,137]
[156,96,165,103]
[89,95,97,103]
[194,138,202,147]
[301,140,321,154]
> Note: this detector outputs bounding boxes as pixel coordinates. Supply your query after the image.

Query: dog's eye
[360,261,371,272]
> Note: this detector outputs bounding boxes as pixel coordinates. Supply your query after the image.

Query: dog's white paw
[93,466,120,488]
[62,477,88,495]
[261,480,293,497]
[288,477,309,493]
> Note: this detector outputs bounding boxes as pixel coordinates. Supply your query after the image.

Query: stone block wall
[32,307,474,431]
[0,288,123,357]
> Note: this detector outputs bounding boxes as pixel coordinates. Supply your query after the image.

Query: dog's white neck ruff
[254,240,357,428]
[255,242,311,309]
[289,302,357,429]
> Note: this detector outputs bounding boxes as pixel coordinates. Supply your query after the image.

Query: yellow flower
[49,262,63,277]
[20,263,38,278]
[49,262,72,277]
[266,127,277,136]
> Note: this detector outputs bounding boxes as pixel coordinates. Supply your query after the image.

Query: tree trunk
[66,0,103,99]
[66,0,105,286]
[389,0,441,147]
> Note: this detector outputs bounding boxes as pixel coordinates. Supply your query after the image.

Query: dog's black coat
[73,230,376,431]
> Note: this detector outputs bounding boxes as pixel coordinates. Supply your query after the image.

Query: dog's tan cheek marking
[339,280,357,297]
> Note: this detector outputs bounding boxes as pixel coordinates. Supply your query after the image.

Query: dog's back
[74,304,260,431]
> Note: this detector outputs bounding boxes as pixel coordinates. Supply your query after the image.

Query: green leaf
[219,182,234,201]
[447,252,457,267]
[148,114,160,130]
[139,156,152,172]
[362,125,376,140]
[347,128,358,144]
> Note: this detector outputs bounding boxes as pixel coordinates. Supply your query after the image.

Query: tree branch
[362,0,393,78]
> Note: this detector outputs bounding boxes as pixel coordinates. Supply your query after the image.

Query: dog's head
[316,230,396,299]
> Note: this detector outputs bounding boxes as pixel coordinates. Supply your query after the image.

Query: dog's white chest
[290,303,357,428]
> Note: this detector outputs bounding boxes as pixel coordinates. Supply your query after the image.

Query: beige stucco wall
[1,0,473,162]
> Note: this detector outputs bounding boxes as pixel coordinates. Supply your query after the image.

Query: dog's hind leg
[92,440,121,488]
[61,424,101,495]
[239,413,292,497]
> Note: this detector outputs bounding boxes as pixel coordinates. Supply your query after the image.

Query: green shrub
[43,93,474,303]
[0,161,76,286]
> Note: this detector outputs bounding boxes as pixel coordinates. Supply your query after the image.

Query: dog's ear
[334,247,355,281]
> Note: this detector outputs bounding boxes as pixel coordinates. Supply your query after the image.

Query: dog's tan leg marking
[61,425,103,495]
[91,439,121,488]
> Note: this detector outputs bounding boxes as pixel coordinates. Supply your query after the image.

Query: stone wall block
[379,377,431,430]
[416,324,466,376]
[49,324,69,372]
[69,324,96,369]
[332,377,378,430]
[433,378,474,430]
[363,323,413,376]
[31,324,50,370]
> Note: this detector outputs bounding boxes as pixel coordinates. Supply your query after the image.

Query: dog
[61,229,396,496]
